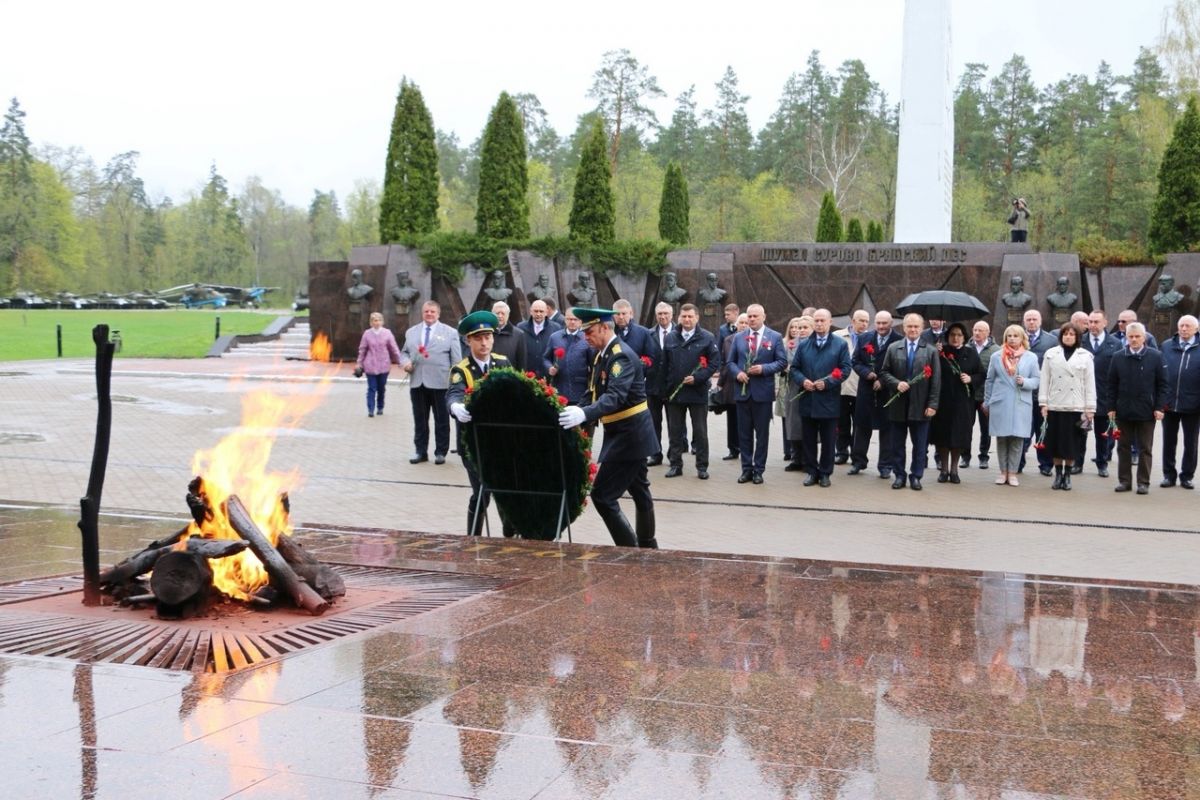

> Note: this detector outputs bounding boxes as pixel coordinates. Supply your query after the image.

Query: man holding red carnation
[879,313,942,490]
[790,309,852,487]
[662,304,720,479]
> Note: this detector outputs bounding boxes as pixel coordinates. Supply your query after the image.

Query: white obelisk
[893,0,954,243]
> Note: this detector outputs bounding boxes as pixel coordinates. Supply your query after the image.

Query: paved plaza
[0,351,1198,798]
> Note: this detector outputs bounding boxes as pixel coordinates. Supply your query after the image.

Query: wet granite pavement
[1,505,1198,799]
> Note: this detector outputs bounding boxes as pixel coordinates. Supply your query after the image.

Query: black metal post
[56,324,62,358]
[215,315,221,340]
[78,324,115,606]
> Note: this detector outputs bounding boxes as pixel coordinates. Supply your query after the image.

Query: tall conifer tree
[476,92,530,239]
[845,217,864,242]
[815,191,843,242]
[1150,96,1200,254]
[569,118,615,244]
[379,79,439,241]
[657,162,689,244]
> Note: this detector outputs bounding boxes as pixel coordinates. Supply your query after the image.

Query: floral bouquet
[1100,418,1121,441]
[1034,418,1048,450]
[417,345,429,359]
[883,364,933,407]
[740,347,754,396]
[793,367,844,403]
[668,356,709,402]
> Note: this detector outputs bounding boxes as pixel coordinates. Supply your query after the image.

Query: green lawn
[0,309,295,361]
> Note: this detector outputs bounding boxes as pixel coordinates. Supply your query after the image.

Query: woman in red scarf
[982,324,1041,486]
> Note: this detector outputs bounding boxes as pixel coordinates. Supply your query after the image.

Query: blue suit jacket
[726,327,788,403]
[790,334,852,419]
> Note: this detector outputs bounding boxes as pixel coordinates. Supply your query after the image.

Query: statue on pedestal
[1154,274,1185,310]
[568,273,596,306]
[528,272,555,302]
[1000,275,1032,323]
[484,270,512,303]
[390,270,420,314]
[660,272,687,303]
[1045,276,1078,324]
[346,269,373,310]
[697,272,728,305]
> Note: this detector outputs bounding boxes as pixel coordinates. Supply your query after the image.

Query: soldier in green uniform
[557,308,659,548]
[447,311,513,537]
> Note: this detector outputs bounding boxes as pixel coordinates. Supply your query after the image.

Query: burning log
[150,550,213,619]
[274,529,346,600]
[99,528,248,586]
[224,495,330,615]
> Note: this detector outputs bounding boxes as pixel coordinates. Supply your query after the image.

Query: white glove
[450,402,471,423]
[558,406,586,429]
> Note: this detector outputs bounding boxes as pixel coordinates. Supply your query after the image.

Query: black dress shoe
[722,451,740,461]
[937,472,950,484]
[1114,483,1132,492]
[1039,467,1053,477]
[910,476,922,490]
[697,469,709,480]
[978,456,989,469]
[848,465,863,475]
[819,475,831,487]
[751,473,764,485]
[664,466,683,478]
[892,476,907,489]
[1062,473,1071,490]
[1070,465,1083,475]
[434,455,446,465]
[1052,473,1064,490]
[738,471,753,483]
[1161,478,1176,488]
[409,454,428,464]
[803,474,818,486]
[1182,478,1194,490]
[784,462,806,472]
[647,455,663,466]
[834,454,849,465]
[1137,484,1149,495]
[1097,466,1109,478]
[949,473,961,484]
[880,469,893,479]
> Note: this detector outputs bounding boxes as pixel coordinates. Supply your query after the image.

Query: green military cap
[458,310,499,337]
[573,307,616,328]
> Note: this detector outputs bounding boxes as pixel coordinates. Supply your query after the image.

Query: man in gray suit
[399,301,461,465]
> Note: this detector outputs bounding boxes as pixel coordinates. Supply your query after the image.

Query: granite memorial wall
[309,243,1192,361]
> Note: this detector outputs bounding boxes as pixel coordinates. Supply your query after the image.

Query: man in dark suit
[879,313,942,490]
[557,308,658,548]
[490,301,528,372]
[1109,322,1168,494]
[726,303,789,484]
[919,319,948,346]
[447,311,513,537]
[663,303,720,479]
[1079,309,1123,477]
[850,310,902,477]
[717,303,740,343]
[644,302,675,466]
[613,298,651,356]
[1158,314,1200,489]
[1020,309,1058,475]
[1114,309,1159,349]
[544,308,591,405]
[516,299,561,378]
[791,308,853,487]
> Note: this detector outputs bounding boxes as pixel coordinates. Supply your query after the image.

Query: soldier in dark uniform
[447,311,513,537]
[557,308,659,548]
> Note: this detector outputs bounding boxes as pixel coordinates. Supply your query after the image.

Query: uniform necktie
[482,361,488,374]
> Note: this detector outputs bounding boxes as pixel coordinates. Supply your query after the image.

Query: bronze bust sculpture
[484,270,512,302]
[697,272,727,304]
[346,269,373,302]
[568,273,596,306]
[390,271,420,306]
[660,272,687,303]
[1154,274,1185,310]
[1046,277,1078,310]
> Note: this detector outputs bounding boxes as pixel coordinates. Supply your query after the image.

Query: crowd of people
[357,296,1200,544]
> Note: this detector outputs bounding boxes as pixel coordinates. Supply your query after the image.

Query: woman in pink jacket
[356,312,401,417]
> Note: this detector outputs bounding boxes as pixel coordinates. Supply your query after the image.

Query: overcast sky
[1,0,1173,207]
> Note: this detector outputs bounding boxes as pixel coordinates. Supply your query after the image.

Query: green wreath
[462,367,595,540]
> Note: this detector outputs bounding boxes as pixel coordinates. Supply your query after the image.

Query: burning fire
[310,332,332,362]
[184,375,332,601]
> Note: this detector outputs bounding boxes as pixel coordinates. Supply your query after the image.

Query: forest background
[0,20,1194,301]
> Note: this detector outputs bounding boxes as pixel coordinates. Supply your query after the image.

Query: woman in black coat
[930,322,985,483]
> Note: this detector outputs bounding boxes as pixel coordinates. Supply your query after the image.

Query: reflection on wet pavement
[1,505,1198,798]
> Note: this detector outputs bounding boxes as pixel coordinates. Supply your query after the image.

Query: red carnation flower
[640,355,653,367]
[556,395,567,406]
[923,364,933,379]
[864,343,875,355]
[945,352,956,360]
[554,347,566,359]
[525,371,535,378]
[544,386,555,396]
[699,356,708,368]
[831,368,843,380]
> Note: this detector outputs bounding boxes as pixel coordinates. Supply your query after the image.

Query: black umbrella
[895,290,990,323]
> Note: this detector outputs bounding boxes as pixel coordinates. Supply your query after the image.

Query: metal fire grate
[0,564,509,674]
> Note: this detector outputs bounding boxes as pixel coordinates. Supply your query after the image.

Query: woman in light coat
[1039,322,1096,490]
[983,324,1041,486]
